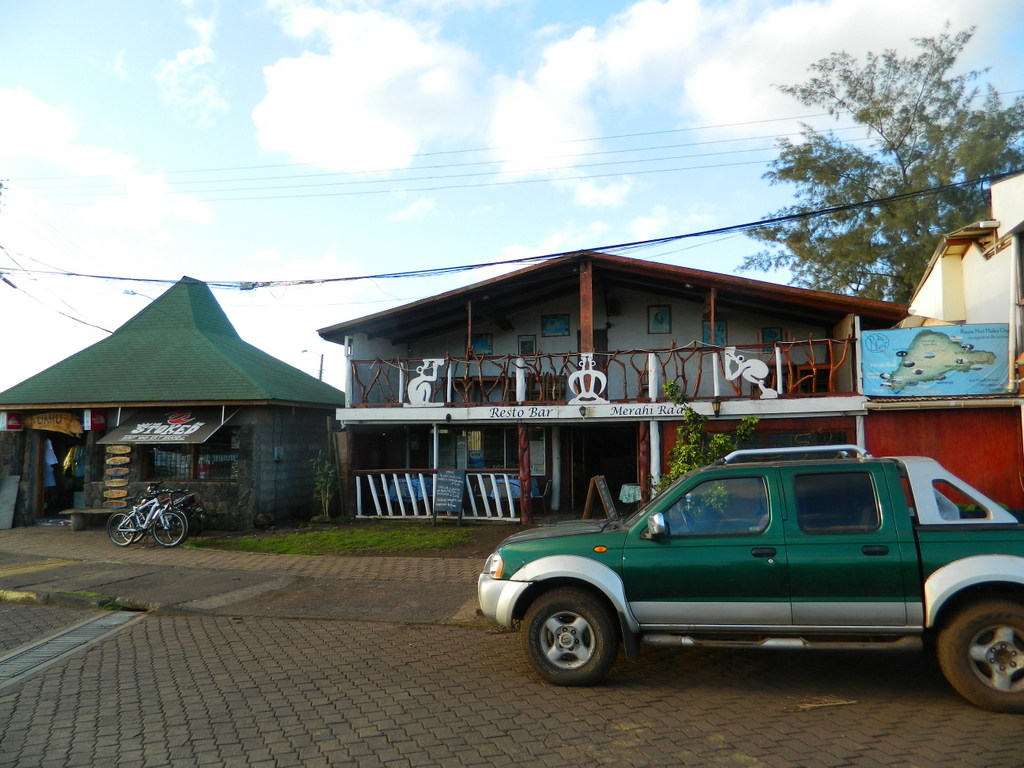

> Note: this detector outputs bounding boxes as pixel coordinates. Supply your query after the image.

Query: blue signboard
[861,324,1009,396]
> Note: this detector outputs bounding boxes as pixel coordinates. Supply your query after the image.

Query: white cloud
[559,178,634,208]
[500,220,612,262]
[390,197,437,221]
[84,174,213,231]
[156,43,229,126]
[0,88,135,175]
[254,7,481,172]
[488,27,601,176]
[680,0,1017,129]
[630,205,676,241]
[485,0,1019,187]
[108,51,128,81]
[0,88,212,271]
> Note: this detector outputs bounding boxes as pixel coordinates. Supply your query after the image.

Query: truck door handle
[751,547,777,558]
[862,545,889,556]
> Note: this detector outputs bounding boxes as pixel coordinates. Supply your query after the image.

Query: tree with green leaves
[744,26,1024,304]
[657,381,758,492]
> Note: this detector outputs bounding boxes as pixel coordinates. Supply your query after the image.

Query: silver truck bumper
[477,573,531,628]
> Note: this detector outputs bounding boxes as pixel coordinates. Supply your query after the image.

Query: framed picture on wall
[702,320,727,346]
[648,305,671,334]
[541,314,570,337]
[471,333,492,355]
[518,335,537,355]
[761,326,782,353]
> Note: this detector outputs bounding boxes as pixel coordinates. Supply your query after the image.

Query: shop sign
[98,408,226,444]
[83,409,107,431]
[0,412,22,431]
[861,324,1009,396]
[23,412,83,436]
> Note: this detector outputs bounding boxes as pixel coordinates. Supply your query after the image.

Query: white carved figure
[568,353,609,404]
[723,347,778,399]
[407,358,444,406]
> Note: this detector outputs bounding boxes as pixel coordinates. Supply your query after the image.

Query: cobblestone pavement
[1,605,1020,768]
[0,525,483,582]
[0,602,103,654]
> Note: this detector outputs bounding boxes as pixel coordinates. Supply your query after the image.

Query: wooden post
[579,258,594,353]
[638,421,650,504]
[518,424,532,525]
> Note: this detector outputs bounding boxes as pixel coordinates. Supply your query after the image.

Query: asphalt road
[1,600,1020,768]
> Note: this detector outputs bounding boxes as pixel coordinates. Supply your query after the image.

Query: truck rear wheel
[937,599,1024,713]
[522,587,619,686]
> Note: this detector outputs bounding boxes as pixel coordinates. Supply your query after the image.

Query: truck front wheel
[522,587,619,686]
[937,599,1024,713]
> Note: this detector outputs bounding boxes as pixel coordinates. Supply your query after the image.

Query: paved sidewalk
[0,524,485,623]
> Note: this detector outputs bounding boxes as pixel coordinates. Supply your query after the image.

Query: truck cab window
[794,472,880,533]
[663,476,768,536]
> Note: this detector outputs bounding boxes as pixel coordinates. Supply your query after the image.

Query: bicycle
[107,485,189,548]
[166,488,208,537]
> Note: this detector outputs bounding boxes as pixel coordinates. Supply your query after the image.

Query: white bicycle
[107,485,189,548]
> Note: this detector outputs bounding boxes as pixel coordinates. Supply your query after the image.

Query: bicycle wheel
[107,512,138,547]
[151,510,188,547]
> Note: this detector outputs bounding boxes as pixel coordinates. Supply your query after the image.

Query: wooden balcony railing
[347,337,856,407]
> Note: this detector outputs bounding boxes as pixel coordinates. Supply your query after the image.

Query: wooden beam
[580,259,594,353]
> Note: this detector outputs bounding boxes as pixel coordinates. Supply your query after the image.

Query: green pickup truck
[477,446,1024,712]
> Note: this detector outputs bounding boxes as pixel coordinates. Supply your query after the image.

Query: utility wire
[1,169,1010,292]
[13,112,839,185]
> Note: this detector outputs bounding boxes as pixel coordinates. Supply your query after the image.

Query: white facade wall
[961,242,1012,324]
[353,290,830,363]
[992,172,1024,230]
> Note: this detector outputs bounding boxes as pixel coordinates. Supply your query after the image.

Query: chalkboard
[582,475,617,519]
[433,470,465,515]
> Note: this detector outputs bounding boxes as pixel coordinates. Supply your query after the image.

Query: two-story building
[862,171,1024,509]
[318,251,904,523]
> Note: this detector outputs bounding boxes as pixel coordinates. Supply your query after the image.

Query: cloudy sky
[2,0,1022,391]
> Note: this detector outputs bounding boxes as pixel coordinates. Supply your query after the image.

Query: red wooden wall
[865,407,1024,509]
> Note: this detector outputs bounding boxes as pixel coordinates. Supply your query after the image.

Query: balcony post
[775,346,783,395]
[342,336,354,405]
[515,357,526,402]
[648,353,660,401]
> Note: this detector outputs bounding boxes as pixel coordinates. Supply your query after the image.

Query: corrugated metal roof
[0,277,346,409]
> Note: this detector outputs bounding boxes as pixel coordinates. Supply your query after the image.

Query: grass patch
[186,523,475,556]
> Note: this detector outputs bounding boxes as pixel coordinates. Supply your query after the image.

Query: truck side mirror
[642,512,667,539]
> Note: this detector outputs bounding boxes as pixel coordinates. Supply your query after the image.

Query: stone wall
[4,405,339,531]
[83,406,338,531]
[249,408,338,523]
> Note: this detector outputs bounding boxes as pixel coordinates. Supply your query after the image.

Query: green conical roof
[0,277,346,408]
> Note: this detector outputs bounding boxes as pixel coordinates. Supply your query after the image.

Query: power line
[17,124,865,197]
[1,169,1009,292]
[12,112,838,185]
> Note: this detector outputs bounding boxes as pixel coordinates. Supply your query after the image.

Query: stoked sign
[98,408,227,444]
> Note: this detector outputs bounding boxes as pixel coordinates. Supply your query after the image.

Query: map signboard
[861,324,1009,397]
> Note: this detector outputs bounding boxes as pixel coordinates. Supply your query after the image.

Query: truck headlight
[483,552,504,579]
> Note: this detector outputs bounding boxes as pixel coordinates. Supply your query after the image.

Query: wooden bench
[59,508,116,531]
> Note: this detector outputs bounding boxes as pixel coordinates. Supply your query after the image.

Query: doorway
[34,431,86,518]
[564,423,638,512]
